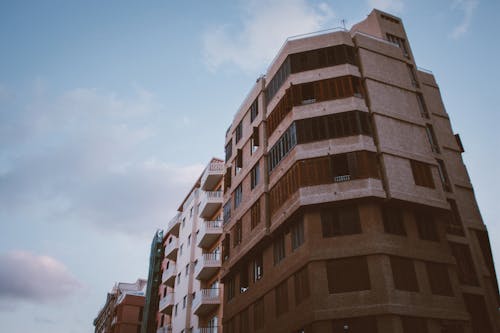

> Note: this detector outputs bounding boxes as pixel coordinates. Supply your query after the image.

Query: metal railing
[167,213,180,232]
[162,264,176,282]
[333,175,351,183]
[164,237,178,256]
[159,293,174,310]
[192,288,221,310]
[196,327,219,333]
[202,219,223,230]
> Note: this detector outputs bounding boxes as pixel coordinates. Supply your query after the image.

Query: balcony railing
[159,292,174,314]
[201,161,225,190]
[333,174,351,183]
[164,237,179,261]
[167,212,181,236]
[195,253,221,280]
[197,219,223,248]
[196,327,220,333]
[199,191,223,219]
[193,288,221,315]
[162,263,177,287]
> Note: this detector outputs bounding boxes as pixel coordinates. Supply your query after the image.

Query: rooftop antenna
[341,19,347,30]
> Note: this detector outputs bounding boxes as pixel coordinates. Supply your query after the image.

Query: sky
[0,0,499,332]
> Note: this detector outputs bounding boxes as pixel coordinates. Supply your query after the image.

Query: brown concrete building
[220,9,499,333]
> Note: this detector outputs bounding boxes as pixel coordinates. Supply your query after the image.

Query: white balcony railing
[199,191,223,218]
[162,264,176,284]
[195,253,221,280]
[198,219,223,248]
[167,212,181,234]
[159,292,174,312]
[201,161,225,190]
[196,327,220,333]
[333,174,351,183]
[192,288,221,315]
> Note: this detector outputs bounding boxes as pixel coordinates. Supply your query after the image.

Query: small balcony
[162,263,177,287]
[164,237,179,261]
[197,220,223,249]
[167,213,181,237]
[156,325,172,333]
[201,161,224,191]
[193,288,221,316]
[196,327,220,333]
[159,292,174,315]
[195,253,221,280]
[199,191,223,219]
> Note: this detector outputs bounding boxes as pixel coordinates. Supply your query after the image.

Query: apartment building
[156,158,225,333]
[220,9,499,333]
[94,279,147,333]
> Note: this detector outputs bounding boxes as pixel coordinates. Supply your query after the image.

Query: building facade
[157,158,225,333]
[220,9,499,333]
[95,279,147,333]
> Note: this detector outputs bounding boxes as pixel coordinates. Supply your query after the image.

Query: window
[410,159,435,188]
[416,93,429,118]
[240,308,249,333]
[187,234,191,246]
[233,220,242,247]
[415,211,439,241]
[253,297,265,330]
[382,206,406,236]
[273,233,286,265]
[251,126,259,154]
[222,234,231,261]
[449,242,478,286]
[475,230,500,300]
[182,218,186,228]
[321,204,361,237]
[425,124,440,153]
[226,276,235,301]
[390,256,419,292]
[387,33,409,58]
[441,321,465,333]
[183,295,187,308]
[250,163,260,189]
[407,64,419,87]
[275,280,289,316]
[291,218,305,251]
[177,273,181,285]
[250,98,259,122]
[426,262,453,296]
[268,123,297,172]
[235,121,243,143]
[326,257,371,293]
[436,159,451,192]
[332,317,378,333]
[294,266,310,305]
[185,264,189,276]
[225,140,233,162]
[463,293,494,333]
[240,262,249,293]
[253,252,264,282]
[250,200,261,229]
[174,303,178,316]
[445,199,464,235]
[224,167,232,193]
[401,316,428,333]
[223,201,232,225]
[190,207,193,218]
[179,244,183,256]
[235,149,243,173]
[234,184,243,209]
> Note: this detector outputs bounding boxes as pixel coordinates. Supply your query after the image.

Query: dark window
[445,199,464,235]
[226,276,235,301]
[240,308,249,333]
[475,230,500,303]
[415,211,439,241]
[332,316,378,333]
[326,257,371,293]
[275,280,289,316]
[253,252,264,282]
[382,206,406,236]
[291,218,305,251]
[233,220,242,247]
[463,293,494,333]
[436,159,451,192]
[234,184,242,209]
[321,204,361,237]
[401,316,428,333]
[387,33,409,58]
[250,98,259,122]
[416,93,429,118]
[223,201,231,225]
[449,242,478,286]
[250,199,261,229]
[224,167,232,193]
[222,234,231,262]
[425,262,453,296]
[240,262,249,293]
[268,123,297,172]
[253,297,265,330]
[251,126,259,154]
[235,121,243,143]
[225,140,233,162]
[425,124,440,153]
[407,64,419,87]
[390,256,419,292]
[235,149,243,173]
[410,160,435,188]
[250,163,259,190]
[273,233,286,265]
[294,266,310,305]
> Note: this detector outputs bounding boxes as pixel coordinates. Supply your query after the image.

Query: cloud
[367,0,404,13]
[450,0,479,39]
[202,0,335,73]
[0,251,81,304]
[0,83,205,236]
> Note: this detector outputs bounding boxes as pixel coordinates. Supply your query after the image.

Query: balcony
[196,327,220,333]
[167,213,181,237]
[159,293,174,315]
[164,237,179,261]
[162,263,177,287]
[193,288,221,316]
[197,220,223,249]
[199,191,223,219]
[201,161,224,191]
[195,253,221,280]
[156,325,172,333]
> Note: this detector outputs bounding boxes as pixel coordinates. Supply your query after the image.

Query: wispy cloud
[450,0,479,39]
[367,0,404,13]
[0,251,81,306]
[202,0,335,73]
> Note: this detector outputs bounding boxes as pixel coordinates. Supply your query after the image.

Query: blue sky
[0,0,499,332]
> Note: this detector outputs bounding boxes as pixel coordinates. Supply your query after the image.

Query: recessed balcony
[162,263,177,287]
[164,237,179,261]
[167,213,181,237]
[195,327,220,333]
[199,191,223,219]
[159,292,174,315]
[197,220,223,249]
[195,253,221,280]
[193,288,221,316]
[201,161,224,191]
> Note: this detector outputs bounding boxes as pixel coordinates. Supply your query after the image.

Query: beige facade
[220,9,499,333]
[157,158,225,333]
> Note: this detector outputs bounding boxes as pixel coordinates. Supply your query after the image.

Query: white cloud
[367,0,404,13]
[0,251,81,304]
[450,0,479,39]
[202,0,335,73]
